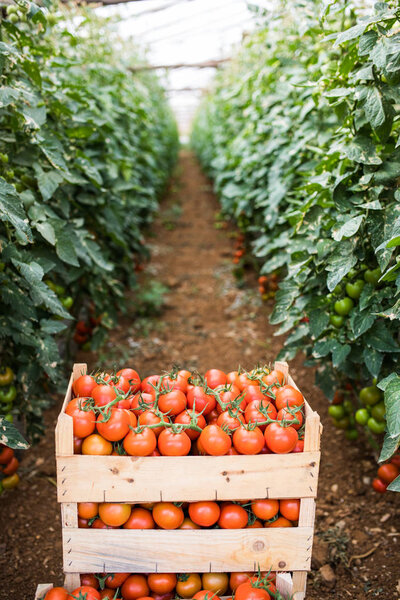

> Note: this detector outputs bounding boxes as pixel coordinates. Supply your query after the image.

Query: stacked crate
[36,361,322,599]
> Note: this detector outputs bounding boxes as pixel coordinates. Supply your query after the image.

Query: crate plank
[62,527,312,573]
[57,452,320,503]
[35,585,52,599]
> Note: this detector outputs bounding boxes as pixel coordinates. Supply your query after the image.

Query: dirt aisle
[0,151,398,600]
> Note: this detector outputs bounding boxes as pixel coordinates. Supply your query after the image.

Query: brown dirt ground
[0,151,399,600]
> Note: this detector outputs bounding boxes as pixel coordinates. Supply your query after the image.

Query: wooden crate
[35,574,294,598]
[56,362,322,600]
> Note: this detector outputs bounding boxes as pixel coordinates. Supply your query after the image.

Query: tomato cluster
[68,366,305,457]
[76,498,300,530]
[328,382,386,441]
[0,444,20,492]
[0,366,16,424]
[43,570,280,600]
[372,456,400,494]
[258,275,279,302]
[232,233,246,265]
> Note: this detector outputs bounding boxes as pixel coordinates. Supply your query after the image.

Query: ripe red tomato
[176,573,202,597]
[205,369,227,389]
[91,384,117,407]
[78,502,98,519]
[141,375,161,394]
[123,507,155,529]
[238,373,260,390]
[243,386,268,404]
[153,502,184,529]
[293,439,304,453]
[80,575,99,589]
[218,503,248,529]
[82,434,112,455]
[104,374,130,395]
[91,518,117,529]
[274,385,304,411]
[0,445,14,464]
[130,392,155,414]
[217,410,244,432]
[279,499,300,521]
[68,586,100,600]
[96,408,132,441]
[251,499,279,520]
[179,517,201,529]
[233,426,264,455]
[121,575,150,600]
[277,407,303,430]
[2,455,19,475]
[390,455,400,468]
[73,374,97,398]
[199,424,231,455]
[377,463,399,483]
[44,588,68,600]
[158,428,191,456]
[105,573,130,588]
[123,427,157,456]
[216,386,244,413]
[74,436,83,454]
[264,423,298,453]
[229,573,252,591]
[175,410,206,439]
[138,410,163,436]
[226,371,241,388]
[262,369,285,387]
[187,386,216,415]
[188,501,221,527]
[245,400,277,430]
[201,573,228,595]
[66,398,96,438]
[158,389,187,416]
[161,371,190,392]
[235,582,270,600]
[193,592,221,600]
[266,516,293,527]
[148,573,177,594]
[372,478,388,493]
[116,368,141,393]
[99,502,131,527]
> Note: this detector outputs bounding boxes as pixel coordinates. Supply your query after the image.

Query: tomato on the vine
[218,503,248,529]
[233,426,265,455]
[188,501,220,527]
[199,424,231,455]
[152,502,184,529]
[96,408,132,442]
[264,423,298,453]
[123,427,157,456]
[158,428,191,456]
[176,574,202,598]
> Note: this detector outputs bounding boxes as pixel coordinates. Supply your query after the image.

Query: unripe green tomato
[6,170,15,179]
[345,279,364,300]
[333,284,342,296]
[371,401,386,423]
[360,385,382,406]
[8,13,19,23]
[0,385,17,403]
[54,284,66,296]
[328,405,345,420]
[4,414,13,423]
[332,416,350,430]
[355,408,369,426]
[44,280,57,292]
[364,268,381,285]
[0,153,9,163]
[61,296,73,309]
[347,268,358,280]
[367,417,385,435]
[330,314,344,328]
[1,401,13,413]
[345,429,358,441]
[6,4,18,14]
[343,399,353,414]
[0,262,5,272]
[334,297,354,316]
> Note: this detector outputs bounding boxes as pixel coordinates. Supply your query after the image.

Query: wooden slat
[276,572,294,596]
[62,527,313,573]
[35,585,53,599]
[57,452,320,503]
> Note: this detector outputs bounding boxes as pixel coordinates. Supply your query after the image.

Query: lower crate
[35,573,294,599]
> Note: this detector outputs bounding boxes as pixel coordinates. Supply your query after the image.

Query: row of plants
[191,0,400,489]
[0,1,178,439]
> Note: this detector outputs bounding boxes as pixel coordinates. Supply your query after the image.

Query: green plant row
[192,1,400,489]
[0,1,178,439]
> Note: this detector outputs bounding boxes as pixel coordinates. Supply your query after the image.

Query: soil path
[0,151,398,600]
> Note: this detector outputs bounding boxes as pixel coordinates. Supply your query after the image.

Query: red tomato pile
[68,366,305,457]
[372,455,400,493]
[43,570,278,600]
[0,444,21,492]
[76,498,300,530]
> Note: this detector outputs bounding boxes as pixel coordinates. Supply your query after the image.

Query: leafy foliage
[192,1,400,471]
[0,2,178,439]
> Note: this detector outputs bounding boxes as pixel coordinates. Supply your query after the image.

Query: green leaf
[0,418,29,449]
[387,474,400,492]
[379,431,399,462]
[0,178,32,243]
[332,343,351,368]
[365,321,400,353]
[363,86,386,129]
[363,346,383,378]
[350,309,375,338]
[332,215,364,241]
[384,376,400,436]
[325,240,357,291]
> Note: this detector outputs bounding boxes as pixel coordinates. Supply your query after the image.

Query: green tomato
[0,366,14,386]
[44,280,57,292]
[0,262,5,272]
[345,279,365,300]
[343,399,353,414]
[330,314,344,328]
[332,416,350,430]
[6,5,18,14]
[1,401,13,413]
[367,417,386,435]
[0,153,9,163]
[61,296,74,310]
[364,268,381,285]
[334,297,354,316]
[8,12,19,23]
[355,408,369,426]
[4,414,13,423]
[54,284,66,296]
[345,429,358,441]
[347,268,358,280]
[371,401,386,423]
[333,284,342,296]
[0,385,16,403]
[328,405,345,420]
[360,385,382,406]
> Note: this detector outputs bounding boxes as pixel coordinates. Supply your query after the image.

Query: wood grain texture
[34,585,53,599]
[57,452,320,503]
[62,527,313,573]
[276,572,294,596]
